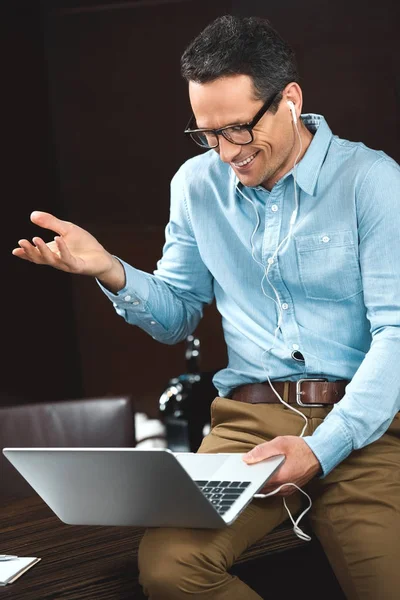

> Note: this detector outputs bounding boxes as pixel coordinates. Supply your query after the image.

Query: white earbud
[287,100,297,124]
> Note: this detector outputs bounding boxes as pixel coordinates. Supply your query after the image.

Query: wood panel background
[2,2,83,404]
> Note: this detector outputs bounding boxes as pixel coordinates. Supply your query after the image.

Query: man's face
[189,74,297,190]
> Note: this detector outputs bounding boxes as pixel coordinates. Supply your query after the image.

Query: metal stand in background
[159,335,218,452]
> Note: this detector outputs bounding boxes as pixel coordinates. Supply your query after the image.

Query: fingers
[13,239,45,264]
[12,236,71,270]
[53,235,73,263]
[243,441,273,464]
[32,237,61,265]
[30,211,70,237]
[11,247,30,261]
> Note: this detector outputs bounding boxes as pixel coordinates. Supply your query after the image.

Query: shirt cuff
[96,258,150,304]
[302,411,353,477]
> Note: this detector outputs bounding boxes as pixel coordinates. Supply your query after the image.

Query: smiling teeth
[233,152,257,167]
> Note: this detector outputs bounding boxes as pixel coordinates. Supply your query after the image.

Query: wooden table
[1,496,342,600]
[0,496,147,599]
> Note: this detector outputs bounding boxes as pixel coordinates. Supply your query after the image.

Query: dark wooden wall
[2,2,83,404]
[3,0,398,412]
[234,0,399,160]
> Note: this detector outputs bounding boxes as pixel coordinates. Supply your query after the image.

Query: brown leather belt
[231,379,349,407]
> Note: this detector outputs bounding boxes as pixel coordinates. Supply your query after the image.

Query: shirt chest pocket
[294,230,362,302]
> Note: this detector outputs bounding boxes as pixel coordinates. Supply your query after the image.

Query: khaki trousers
[138,397,400,599]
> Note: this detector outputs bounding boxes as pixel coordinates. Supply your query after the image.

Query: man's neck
[263,121,314,191]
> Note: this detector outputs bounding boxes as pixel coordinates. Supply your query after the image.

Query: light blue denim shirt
[99,114,400,476]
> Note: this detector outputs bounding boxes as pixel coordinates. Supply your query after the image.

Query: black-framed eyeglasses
[184,90,281,149]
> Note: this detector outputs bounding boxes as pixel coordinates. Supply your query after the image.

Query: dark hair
[180,15,299,112]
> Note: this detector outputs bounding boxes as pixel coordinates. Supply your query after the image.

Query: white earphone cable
[237,106,312,541]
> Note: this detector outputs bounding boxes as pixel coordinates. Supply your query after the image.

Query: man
[13,15,400,600]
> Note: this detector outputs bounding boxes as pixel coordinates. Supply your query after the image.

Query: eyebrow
[195,117,251,130]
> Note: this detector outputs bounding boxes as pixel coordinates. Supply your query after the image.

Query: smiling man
[186,74,313,190]
[13,15,400,600]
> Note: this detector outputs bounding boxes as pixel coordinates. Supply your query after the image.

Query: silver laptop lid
[2,448,284,529]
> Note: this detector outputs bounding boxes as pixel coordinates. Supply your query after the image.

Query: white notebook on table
[0,556,41,586]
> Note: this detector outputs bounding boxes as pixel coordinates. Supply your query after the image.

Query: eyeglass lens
[191,126,253,148]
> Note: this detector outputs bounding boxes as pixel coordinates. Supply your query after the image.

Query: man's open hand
[12,211,114,277]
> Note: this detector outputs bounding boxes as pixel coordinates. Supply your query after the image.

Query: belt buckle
[296,378,327,408]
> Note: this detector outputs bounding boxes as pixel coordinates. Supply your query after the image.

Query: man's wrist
[97,256,126,293]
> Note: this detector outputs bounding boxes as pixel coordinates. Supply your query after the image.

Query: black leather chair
[0,396,136,501]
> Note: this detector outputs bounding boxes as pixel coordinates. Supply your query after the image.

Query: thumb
[30,211,69,236]
[243,441,275,464]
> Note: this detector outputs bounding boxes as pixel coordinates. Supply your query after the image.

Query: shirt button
[150,321,156,325]
[267,257,274,264]
[282,303,289,310]
[271,204,278,212]
[322,236,330,243]
[133,301,140,306]
[124,295,131,301]
[292,344,299,350]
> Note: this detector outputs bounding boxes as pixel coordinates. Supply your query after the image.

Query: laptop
[2,448,285,529]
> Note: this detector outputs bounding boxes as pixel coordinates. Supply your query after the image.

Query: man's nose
[217,136,241,164]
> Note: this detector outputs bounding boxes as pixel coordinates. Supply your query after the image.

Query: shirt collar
[232,113,333,196]
[294,114,333,195]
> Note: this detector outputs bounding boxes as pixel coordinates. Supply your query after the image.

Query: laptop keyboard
[194,480,251,516]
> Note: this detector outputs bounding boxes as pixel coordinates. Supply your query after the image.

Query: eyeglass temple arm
[184,114,196,133]
[248,90,281,127]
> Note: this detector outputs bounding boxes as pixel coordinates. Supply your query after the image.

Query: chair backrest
[0,396,136,501]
